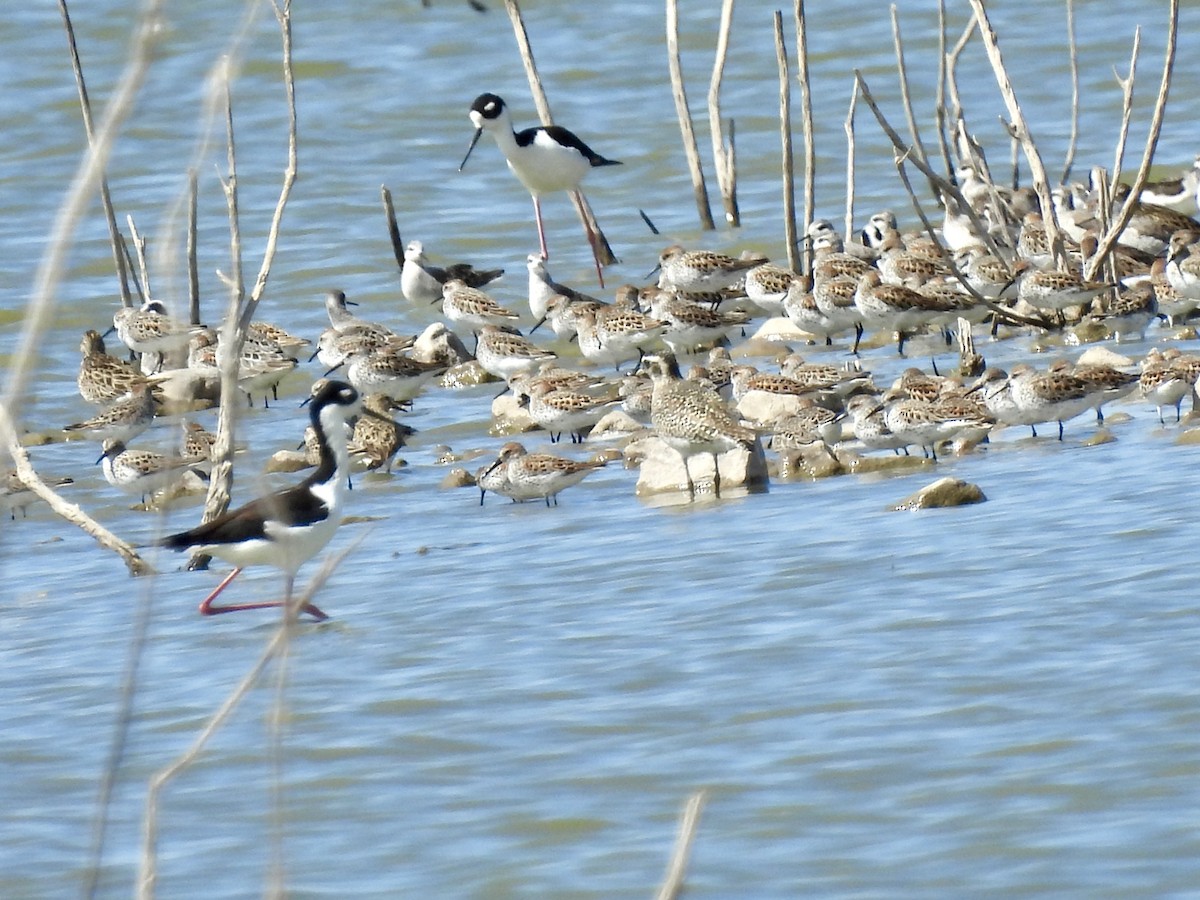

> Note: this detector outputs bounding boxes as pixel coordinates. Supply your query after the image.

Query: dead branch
[933,0,954,178]
[1061,0,1080,183]
[381,184,405,271]
[1084,0,1177,282]
[707,0,739,226]
[187,170,200,325]
[795,0,815,272]
[1111,27,1141,186]
[890,5,929,170]
[966,0,1068,268]
[843,79,858,246]
[775,12,798,273]
[665,0,715,230]
[58,0,133,308]
[126,214,151,301]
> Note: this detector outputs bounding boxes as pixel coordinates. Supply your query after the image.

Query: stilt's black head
[469,93,506,122]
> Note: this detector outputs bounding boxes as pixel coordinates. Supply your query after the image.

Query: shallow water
[4,1,1200,896]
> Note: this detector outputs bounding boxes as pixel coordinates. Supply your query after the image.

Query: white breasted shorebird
[156,379,361,620]
[401,240,503,304]
[474,324,556,382]
[854,269,960,355]
[843,394,908,455]
[441,279,521,334]
[1006,363,1096,439]
[574,305,667,372]
[459,92,621,285]
[881,391,992,460]
[107,300,199,371]
[1016,268,1113,314]
[1165,229,1200,300]
[336,341,449,404]
[521,380,620,444]
[478,440,607,506]
[323,289,384,334]
[644,289,750,355]
[98,439,206,505]
[526,253,599,322]
[1139,348,1198,424]
[643,352,757,497]
[1,470,73,520]
[532,292,609,339]
[742,263,797,315]
[653,245,767,293]
[810,232,873,282]
[876,232,950,288]
[347,393,413,474]
[1094,283,1160,343]
[63,381,157,444]
[77,329,149,404]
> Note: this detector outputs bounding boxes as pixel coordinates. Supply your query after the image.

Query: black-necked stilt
[458,92,621,287]
[156,378,361,620]
[400,240,504,304]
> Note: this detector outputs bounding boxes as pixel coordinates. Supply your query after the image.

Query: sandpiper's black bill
[459,128,484,172]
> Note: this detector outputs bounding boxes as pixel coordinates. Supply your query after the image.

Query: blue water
[3,1,1200,896]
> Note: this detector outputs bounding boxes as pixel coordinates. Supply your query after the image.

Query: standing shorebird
[459,92,621,286]
[156,379,361,620]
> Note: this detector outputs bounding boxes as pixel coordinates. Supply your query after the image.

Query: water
[3,1,1200,896]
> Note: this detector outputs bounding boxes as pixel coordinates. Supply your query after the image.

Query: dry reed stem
[138,537,362,899]
[381,184,405,272]
[57,0,133,308]
[1084,0,1176,282]
[795,0,815,274]
[118,231,147,307]
[1111,28,1142,199]
[843,80,858,244]
[665,0,715,230]
[504,0,617,262]
[654,790,707,900]
[774,12,798,273]
[707,0,739,226]
[1061,0,1080,184]
[966,0,1068,269]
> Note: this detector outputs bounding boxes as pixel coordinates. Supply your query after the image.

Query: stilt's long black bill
[459,129,484,172]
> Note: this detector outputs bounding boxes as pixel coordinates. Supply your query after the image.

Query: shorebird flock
[13,90,1200,612]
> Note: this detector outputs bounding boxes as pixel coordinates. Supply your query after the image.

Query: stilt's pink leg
[198,566,328,621]
[533,196,549,260]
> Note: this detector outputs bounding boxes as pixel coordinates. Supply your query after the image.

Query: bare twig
[665,0,715,230]
[57,0,132,308]
[118,232,147,306]
[126,213,151,301]
[654,790,707,900]
[707,0,739,226]
[843,80,858,244]
[933,0,954,178]
[1084,0,1177,282]
[199,1,299,546]
[504,0,617,261]
[0,405,150,575]
[944,16,977,127]
[187,170,200,325]
[966,0,1068,268]
[381,184,405,272]
[1111,27,1141,185]
[890,5,928,169]
[1061,0,1080,183]
[774,13,798,273]
[795,0,815,271]
[854,72,1009,267]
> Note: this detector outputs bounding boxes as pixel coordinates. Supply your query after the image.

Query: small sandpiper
[77,329,149,404]
[98,439,206,505]
[63,381,157,444]
[478,441,607,506]
[653,245,767,293]
[474,324,557,382]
